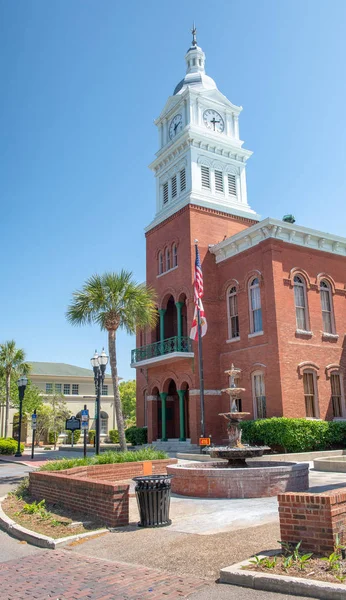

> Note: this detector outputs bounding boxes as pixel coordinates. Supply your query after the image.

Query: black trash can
[133,474,173,528]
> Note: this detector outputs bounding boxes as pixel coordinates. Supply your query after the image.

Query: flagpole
[197,300,205,438]
[195,240,205,438]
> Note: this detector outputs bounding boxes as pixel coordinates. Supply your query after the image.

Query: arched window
[294,275,308,331]
[227,286,239,339]
[330,372,343,418]
[144,390,148,427]
[252,371,266,419]
[165,247,171,271]
[320,280,334,333]
[249,278,262,333]
[172,244,178,268]
[100,411,109,435]
[303,371,319,418]
[158,252,164,275]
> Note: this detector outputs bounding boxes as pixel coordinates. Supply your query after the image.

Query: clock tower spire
[146,31,259,233]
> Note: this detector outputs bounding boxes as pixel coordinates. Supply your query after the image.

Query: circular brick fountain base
[167,461,309,498]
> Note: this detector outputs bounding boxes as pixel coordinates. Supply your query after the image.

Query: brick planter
[29,459,176,528]
[278,488,346,554]
[167,461,309,498]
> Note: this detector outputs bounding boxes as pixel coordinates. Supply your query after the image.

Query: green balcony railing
[131,336,193,364]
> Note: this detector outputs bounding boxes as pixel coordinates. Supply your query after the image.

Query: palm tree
[66,271,157,451]
[0,341,30,438]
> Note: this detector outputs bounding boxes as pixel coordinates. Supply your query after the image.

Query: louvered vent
[180,168,186,191]
[215,170,224,193]
[201,165,210,189]
[228,174,237,196]
[163,182,169,204]
[172,175,177,198]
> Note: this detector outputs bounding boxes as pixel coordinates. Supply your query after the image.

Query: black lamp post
[90,349,108,455]
[15,376,28,457]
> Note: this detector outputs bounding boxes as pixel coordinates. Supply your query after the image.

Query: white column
[233,113,239,139]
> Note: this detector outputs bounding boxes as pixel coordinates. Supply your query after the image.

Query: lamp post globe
[15,376,28,457]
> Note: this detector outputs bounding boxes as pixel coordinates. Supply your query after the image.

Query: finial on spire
[191,22,197,46]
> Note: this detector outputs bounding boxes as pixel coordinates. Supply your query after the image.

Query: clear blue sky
[1,0,346,380]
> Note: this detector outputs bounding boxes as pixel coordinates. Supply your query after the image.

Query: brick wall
[29,459,176,528]
[278,488,346,554]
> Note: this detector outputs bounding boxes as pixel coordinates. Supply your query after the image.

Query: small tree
[35,405,54,445]
[119,380,136,427]
[0,341,30,437]
[42,392,71,449]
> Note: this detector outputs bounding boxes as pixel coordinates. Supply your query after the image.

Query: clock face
[169,114,183,139]
[203,109,224,133]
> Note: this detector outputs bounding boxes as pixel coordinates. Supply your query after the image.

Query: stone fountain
[209,365,269,467]
[167,364,309,498]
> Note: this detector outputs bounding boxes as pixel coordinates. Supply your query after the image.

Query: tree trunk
[108,329,127,451]
[4,372,10,438]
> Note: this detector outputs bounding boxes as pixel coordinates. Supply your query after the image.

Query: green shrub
[88,430,95,444]
[108,429,119,443]
[0,438,24,455]
[125,426,147,446]
[240,418,346,454]
[39,447,168,471]
[65,430,81,444]
[48,431,58,445]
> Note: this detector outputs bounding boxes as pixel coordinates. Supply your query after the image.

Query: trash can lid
[132,474,173,483]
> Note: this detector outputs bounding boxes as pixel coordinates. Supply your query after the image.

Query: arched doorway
[166,379,179,438]
[152,386,161,440]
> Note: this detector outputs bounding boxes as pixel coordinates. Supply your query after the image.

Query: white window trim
[293,275,310,333]
[330,370,346,419]
[302,369,320,419]
[320,280,336,335]
[156,265,178,279]
[248,278,263,335]
[227,286,239,340]
[251,370,266,420]
[226,337,240,343]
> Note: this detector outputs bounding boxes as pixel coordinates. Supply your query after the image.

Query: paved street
[0,458,344,598]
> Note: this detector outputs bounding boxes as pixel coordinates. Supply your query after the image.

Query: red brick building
[132,33,346,446]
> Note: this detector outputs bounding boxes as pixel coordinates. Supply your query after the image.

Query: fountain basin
[167,461,309,498]
[209,446,270,467]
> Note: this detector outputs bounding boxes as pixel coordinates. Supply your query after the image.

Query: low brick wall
[29,459,176,528]
[278,488,346,554]
[167,461,309,498]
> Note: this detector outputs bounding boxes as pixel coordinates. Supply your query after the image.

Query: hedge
[65,430,81,444]
[0,438,25,455]
[240,418,346,453]
[88,430,96,443]
[125,426,147,446]
[39,447,168,471]
[108,429,119,443]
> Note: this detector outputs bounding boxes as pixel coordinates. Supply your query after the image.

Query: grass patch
[39,447,168,471]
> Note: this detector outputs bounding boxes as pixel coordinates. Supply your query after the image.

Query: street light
[90,348,108,455]
[15,376,28,457]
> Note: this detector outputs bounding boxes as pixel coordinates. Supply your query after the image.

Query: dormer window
[201,165,210,189]
[172,175,177,199]
[228,174,237,197]
[215,170,224,193]
[180,168,186,191]
[163,182,169,204]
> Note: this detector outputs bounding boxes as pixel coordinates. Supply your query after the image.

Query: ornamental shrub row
[0,438,25,455]
[108,429,119,443]
[39,447,168,471]
[125,426,147,446]
[240,418,346,453]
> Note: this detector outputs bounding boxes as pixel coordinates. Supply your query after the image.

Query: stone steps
[148,439,199,452]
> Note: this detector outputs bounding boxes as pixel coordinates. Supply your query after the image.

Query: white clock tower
[146,28,259,232]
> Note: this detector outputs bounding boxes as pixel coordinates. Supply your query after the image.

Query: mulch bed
[3,494,105,539]
[246,553,346,585]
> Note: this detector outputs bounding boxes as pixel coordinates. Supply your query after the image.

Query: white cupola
[146,28,260,233]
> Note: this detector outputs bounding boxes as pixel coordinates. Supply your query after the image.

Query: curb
[0,456,38,467]
[220,552,346,600]
[0,496,109,549]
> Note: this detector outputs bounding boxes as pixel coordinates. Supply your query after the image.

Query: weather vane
[191,22,197,46]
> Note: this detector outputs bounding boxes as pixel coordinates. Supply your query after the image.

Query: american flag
[190,244,207,340]
[193,245,204,306]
